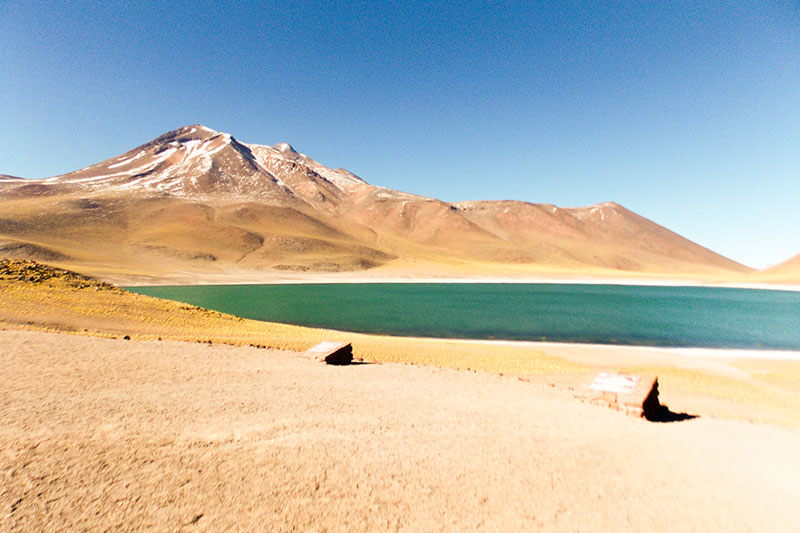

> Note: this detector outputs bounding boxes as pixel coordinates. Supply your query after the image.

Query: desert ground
[2,260,800,530]
[3,330,800,531]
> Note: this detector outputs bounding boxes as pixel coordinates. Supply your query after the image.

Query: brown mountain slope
[743,254,800,285]
[0,125,751,283]
[453,200,748,273]
[772,253,800,272]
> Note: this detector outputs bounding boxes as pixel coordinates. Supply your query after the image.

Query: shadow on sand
[645,404,698,423]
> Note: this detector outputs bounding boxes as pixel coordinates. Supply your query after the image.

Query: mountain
[0,125,751,283]
[745,254,800,285]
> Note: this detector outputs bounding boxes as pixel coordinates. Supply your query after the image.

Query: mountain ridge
[0,124,752,283]
[744,253,800,284]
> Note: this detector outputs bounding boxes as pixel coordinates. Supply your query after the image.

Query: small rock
[305,342,353,365]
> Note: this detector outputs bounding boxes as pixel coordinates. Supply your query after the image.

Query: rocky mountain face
[0,125,751,281]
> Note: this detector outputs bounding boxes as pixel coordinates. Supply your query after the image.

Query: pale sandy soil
[108,264,800,292]
[80,256,751,287]
[2,329,800,531]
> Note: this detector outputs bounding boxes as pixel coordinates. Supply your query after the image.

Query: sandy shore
[118,269,800,292]
[99,267,800,291]
[2,329,799,531]
[403,336,800,363]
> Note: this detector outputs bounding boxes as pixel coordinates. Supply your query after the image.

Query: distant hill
[745,254,800,285]
[0,125,751,283]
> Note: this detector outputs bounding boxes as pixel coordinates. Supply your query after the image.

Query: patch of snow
[312,165,363,189]
[274,142,296,154]
[55,147,178,185]
[56,170,142,184]
[108,150,147,169]
[374,187,420,200]
[244,145,294,188]
[145,174,179,190]
[245,147,272,168]
[272,173,286,188]
[140,147,177,168]
[182,138,202,153]
[180,139,218,164]
[201,138,229,158]
[589,207,605,221]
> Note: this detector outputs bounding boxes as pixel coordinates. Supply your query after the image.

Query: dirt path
[2,329,799,531]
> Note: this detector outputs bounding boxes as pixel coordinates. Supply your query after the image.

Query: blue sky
[1,1,798,268]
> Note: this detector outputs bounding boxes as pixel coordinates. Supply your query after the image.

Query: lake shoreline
[436,337,800,362]
[3,266,800,429]
[123,272,800,293]
[129,282,800,353]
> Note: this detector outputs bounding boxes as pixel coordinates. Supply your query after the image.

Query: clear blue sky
[2,1,799,268]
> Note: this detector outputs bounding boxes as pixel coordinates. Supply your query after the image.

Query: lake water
[126,283,800,350]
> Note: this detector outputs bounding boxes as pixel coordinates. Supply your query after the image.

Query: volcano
[0,125,751,282]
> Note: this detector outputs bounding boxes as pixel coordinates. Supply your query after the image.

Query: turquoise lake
[126,283,800,350]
